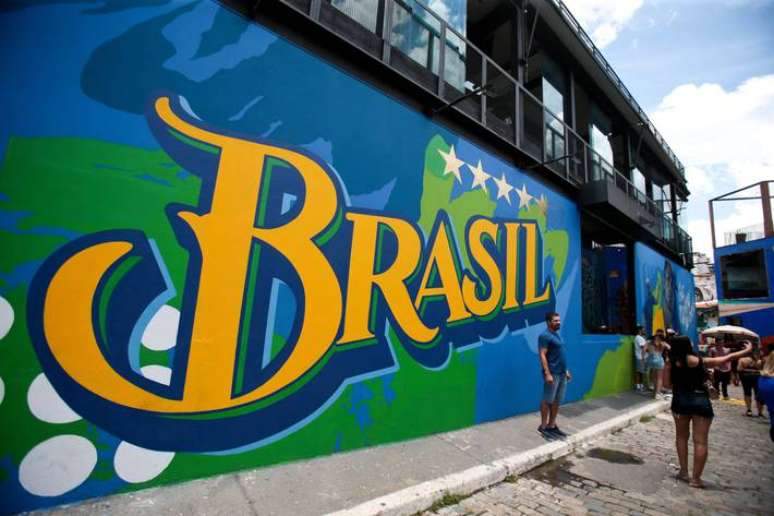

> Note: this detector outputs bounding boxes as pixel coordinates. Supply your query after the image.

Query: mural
[634,243,697,342]
[1,1,640,512]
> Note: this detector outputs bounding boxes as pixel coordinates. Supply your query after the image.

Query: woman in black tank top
[664,336,752,488]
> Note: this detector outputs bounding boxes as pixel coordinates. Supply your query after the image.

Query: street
[424,385,773,516]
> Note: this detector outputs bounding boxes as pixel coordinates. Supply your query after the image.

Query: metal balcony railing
[274,0,692,263]
[547,0,686,181]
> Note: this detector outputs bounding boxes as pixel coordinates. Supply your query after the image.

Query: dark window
[720,250,768,299]
[581,242,633,334]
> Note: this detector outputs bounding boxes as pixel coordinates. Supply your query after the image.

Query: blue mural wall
[634,242,697,342]
[0,1,643,512]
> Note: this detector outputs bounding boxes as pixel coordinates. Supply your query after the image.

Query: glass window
[443,31,465,92]
[632,167,646,201]
[589,125,613,180]
[675,199,685,225]
[543,78,565,161]
[652,184,662,202]
[662,183,672,214]
[720,250,769,299]
[331,0,379,33]
[390,0,442,74]
[543,79,563,120]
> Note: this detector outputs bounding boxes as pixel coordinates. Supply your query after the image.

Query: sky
[562,0,774,261]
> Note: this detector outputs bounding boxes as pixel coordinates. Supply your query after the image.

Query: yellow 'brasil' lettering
[414,221,471,324]
[40,96,553,412]
[338,213,437,345]
[462,219,502,317]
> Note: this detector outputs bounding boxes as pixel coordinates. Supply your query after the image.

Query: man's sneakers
[546,426,568,438]
[537,426,556,440]
[538,425,568,439]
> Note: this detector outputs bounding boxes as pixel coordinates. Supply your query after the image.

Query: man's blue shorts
[635,357,646,374]
[542,373,567,404]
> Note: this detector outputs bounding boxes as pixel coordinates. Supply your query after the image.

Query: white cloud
[649,74,774,258]
[684,166,713,196]
[561,0,644,48]
[428,0,451,22]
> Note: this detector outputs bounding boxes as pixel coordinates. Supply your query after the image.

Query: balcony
[580,165,693,268]
[545,0,686,182]
[268,0,692,264]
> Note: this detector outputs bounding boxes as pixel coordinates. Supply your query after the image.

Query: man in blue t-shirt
[538,311,571,438]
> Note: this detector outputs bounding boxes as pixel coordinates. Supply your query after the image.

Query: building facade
[692,252,718,332]
[711,181,774,352]
[0,1,695,512]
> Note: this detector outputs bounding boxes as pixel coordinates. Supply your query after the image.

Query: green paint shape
[584,337,634,400]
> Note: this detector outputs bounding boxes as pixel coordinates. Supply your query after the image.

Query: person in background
[634,326,647,392]
[737,346,764,417]
[664,336,751,488]
[646,333,668,399]
[758,351,774,442]
[725,335,741,388]
[538,311,571,439]
[644,328,666,392]
[708,341,732,400]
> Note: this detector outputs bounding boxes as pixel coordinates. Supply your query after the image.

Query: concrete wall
[1,2,651,512]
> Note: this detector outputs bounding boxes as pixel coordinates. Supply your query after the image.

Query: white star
[437,145,464,183]
[515,184,534,209]
[537,193,549,215]
[493,173,513,204]
[467,160,491,193]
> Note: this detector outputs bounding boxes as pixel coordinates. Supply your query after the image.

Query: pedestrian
[538,311,571,439]
[708,342,732,400]
[758,351,774,442]
[634,325,647,392]
[664,335,751,488]
[737,346,764,417]
[646,333,667,399]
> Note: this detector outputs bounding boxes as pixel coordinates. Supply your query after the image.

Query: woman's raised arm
[704,342,752,368]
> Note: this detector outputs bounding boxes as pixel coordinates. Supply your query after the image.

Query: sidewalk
[45,392,668,516]
[429,384,774,515]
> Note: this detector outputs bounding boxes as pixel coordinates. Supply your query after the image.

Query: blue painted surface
[714,235,774,345]
[0,1,691,512]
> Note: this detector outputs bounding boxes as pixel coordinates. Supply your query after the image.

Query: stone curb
[328,399,670,516]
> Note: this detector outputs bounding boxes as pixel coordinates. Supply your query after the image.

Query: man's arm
[539,346,553,384]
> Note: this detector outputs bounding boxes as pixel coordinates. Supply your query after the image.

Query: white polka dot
[114,441,175,483]
[0,376,4,406]
[141,365,172,386]
[141,305,180,351]
[19,435,97,496]
[0,296,13,340]
[28,373,81,424]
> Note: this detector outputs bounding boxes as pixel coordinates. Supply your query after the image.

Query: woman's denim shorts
[671,389,714,419]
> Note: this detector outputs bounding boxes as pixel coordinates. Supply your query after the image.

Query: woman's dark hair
[669,335,694,366]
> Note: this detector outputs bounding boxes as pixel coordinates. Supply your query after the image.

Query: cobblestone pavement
[423,385,773,516]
